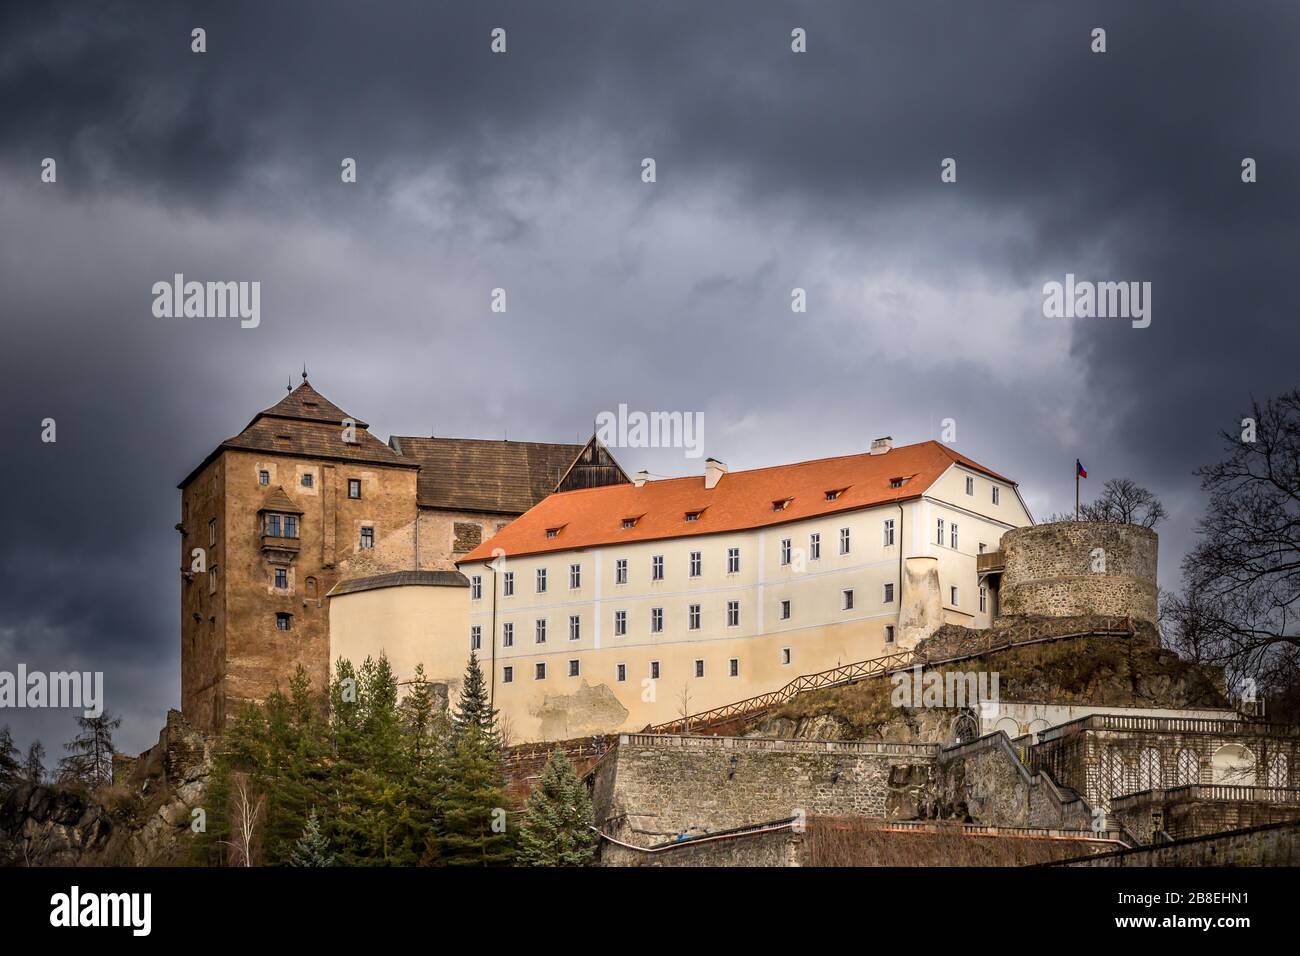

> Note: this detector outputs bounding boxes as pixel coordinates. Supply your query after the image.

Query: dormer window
[889,476,909,489]
[622,517,639,529]
[772,498,791,512]
[825,489,845,501]
[546,527,562,539]
[685,511,702,522]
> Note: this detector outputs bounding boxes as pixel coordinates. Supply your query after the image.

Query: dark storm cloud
[2,0,1299,752]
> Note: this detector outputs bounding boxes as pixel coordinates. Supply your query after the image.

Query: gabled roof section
[258,485,304,515]
[255,379,364,427]
[179,379,413,488]
[389,435,627,514]
[459,441,1016,563]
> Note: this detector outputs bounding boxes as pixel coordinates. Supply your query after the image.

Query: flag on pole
[1076,459,1088,479]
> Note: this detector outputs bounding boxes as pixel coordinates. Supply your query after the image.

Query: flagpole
[1075,466,1080,521]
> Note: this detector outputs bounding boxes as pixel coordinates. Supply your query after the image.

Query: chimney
[704,458,728,490]
[633,470,650,488]
[870,436,893,456]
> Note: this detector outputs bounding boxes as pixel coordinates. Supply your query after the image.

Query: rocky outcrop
[0,709,212,867]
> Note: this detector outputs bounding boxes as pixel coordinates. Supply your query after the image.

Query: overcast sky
[2,1,1298,755]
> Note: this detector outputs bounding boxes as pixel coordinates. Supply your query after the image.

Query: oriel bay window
[264,513,299,538]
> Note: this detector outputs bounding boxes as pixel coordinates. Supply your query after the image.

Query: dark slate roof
[179,380,415,488]
[259,485,303,514]
[327,570,469,597]
[389,436,587,514]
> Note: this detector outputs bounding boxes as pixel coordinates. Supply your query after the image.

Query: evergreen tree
[24,741,46,786]
[0,726,21,791]
[58,713,120,788]
[517,750,598,866]
[439,653,513,865]
[288,808,334,866]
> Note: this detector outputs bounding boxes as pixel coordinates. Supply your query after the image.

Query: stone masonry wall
[591,734,940,846]
[999,522,1158,623]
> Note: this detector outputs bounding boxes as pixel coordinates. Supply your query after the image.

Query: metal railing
[644,616,1135,735]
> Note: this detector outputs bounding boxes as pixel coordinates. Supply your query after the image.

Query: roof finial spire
[302,363,308,382]
[287,374,292,393]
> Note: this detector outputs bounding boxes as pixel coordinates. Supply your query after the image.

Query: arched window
[1103,746,1128,804]
[1137,748,1162,791]
[1267,753,1289,789]
[1176,748,1200,786]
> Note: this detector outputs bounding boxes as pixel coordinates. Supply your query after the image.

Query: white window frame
[470,575,482,600]
[726,600,740,627]
[727,547,741,574]
[651,554,664,581]
[535,618,548,643]
[809,532,821,561]
[502,622,514,647]
[883,519,895,547]
[569,615,581,641]
[780,538,792,566]
[688,604,701,630]
[615,558,628,585]
[839,526,851,555]
[842,589,854,611]
[614,610,627,636]
[651,607,664,633]
[569,563,581,589]
[689,550,702,577]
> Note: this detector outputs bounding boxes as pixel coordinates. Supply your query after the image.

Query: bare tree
[57,713,120,789]
[23,741,45,786]
[218,772,265,867]
[1164,390,1300,712]
[677,684,693,735]
[1079,478,1168,528]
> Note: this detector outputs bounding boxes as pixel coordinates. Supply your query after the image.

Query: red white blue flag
[1076,459,1088,479]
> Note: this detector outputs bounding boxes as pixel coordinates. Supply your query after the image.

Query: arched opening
[1211,744,1256,785]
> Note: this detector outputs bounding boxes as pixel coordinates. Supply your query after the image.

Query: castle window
[502,666,513,684]
[568,659,580,678]
[839,527,851,555]
[259,470,269,486]
[651,607,663,633]
[883,519,895,547]
[301,473,313,488]
[650,661,660,680]
[534,618,547,644]
[283,515,298,538]
[782,648,792,666]
[651,555,664,581]
[1268,754,1289,788]
[842,589,854,611]
[209,518,216,546]
[359,527,374,549]
[569,563,581,589]
[979,586,988,613]
[885,625,895,644]
[569,615,581,641]
[209,569,217,595]
[992,486,1000,505]
[727,548,741,574]
[965,475,974,496]
[502,622,514,647]
[695,660,705,678]
[616,664,627,682]
[726,600,740,627]
[275,612,293,631]
[951,523,959,549]
[535,662,546,680]
[689,551,701,577]
[781,599,791,620]
[729,658,739,677]
[950,586,959,606]
[1176,749,1199,786]
[780,538,791,566]
[689,604,701,630]
[810,532,821,561]
[265,514,282,537]
[936,518,945,545]
[470,626,482,651]
[615,559,628,585]
[348,479,361,499]
[502,571,514,596]
[274,568,288,589]
[883,583,895,603]
[470,575,482,600]
[536,568,547,593]
[614,610,627,636]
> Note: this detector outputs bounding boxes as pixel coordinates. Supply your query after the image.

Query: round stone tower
[997,521,1158,623]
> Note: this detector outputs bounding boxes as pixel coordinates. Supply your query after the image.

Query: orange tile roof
[459,441,1014,563]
